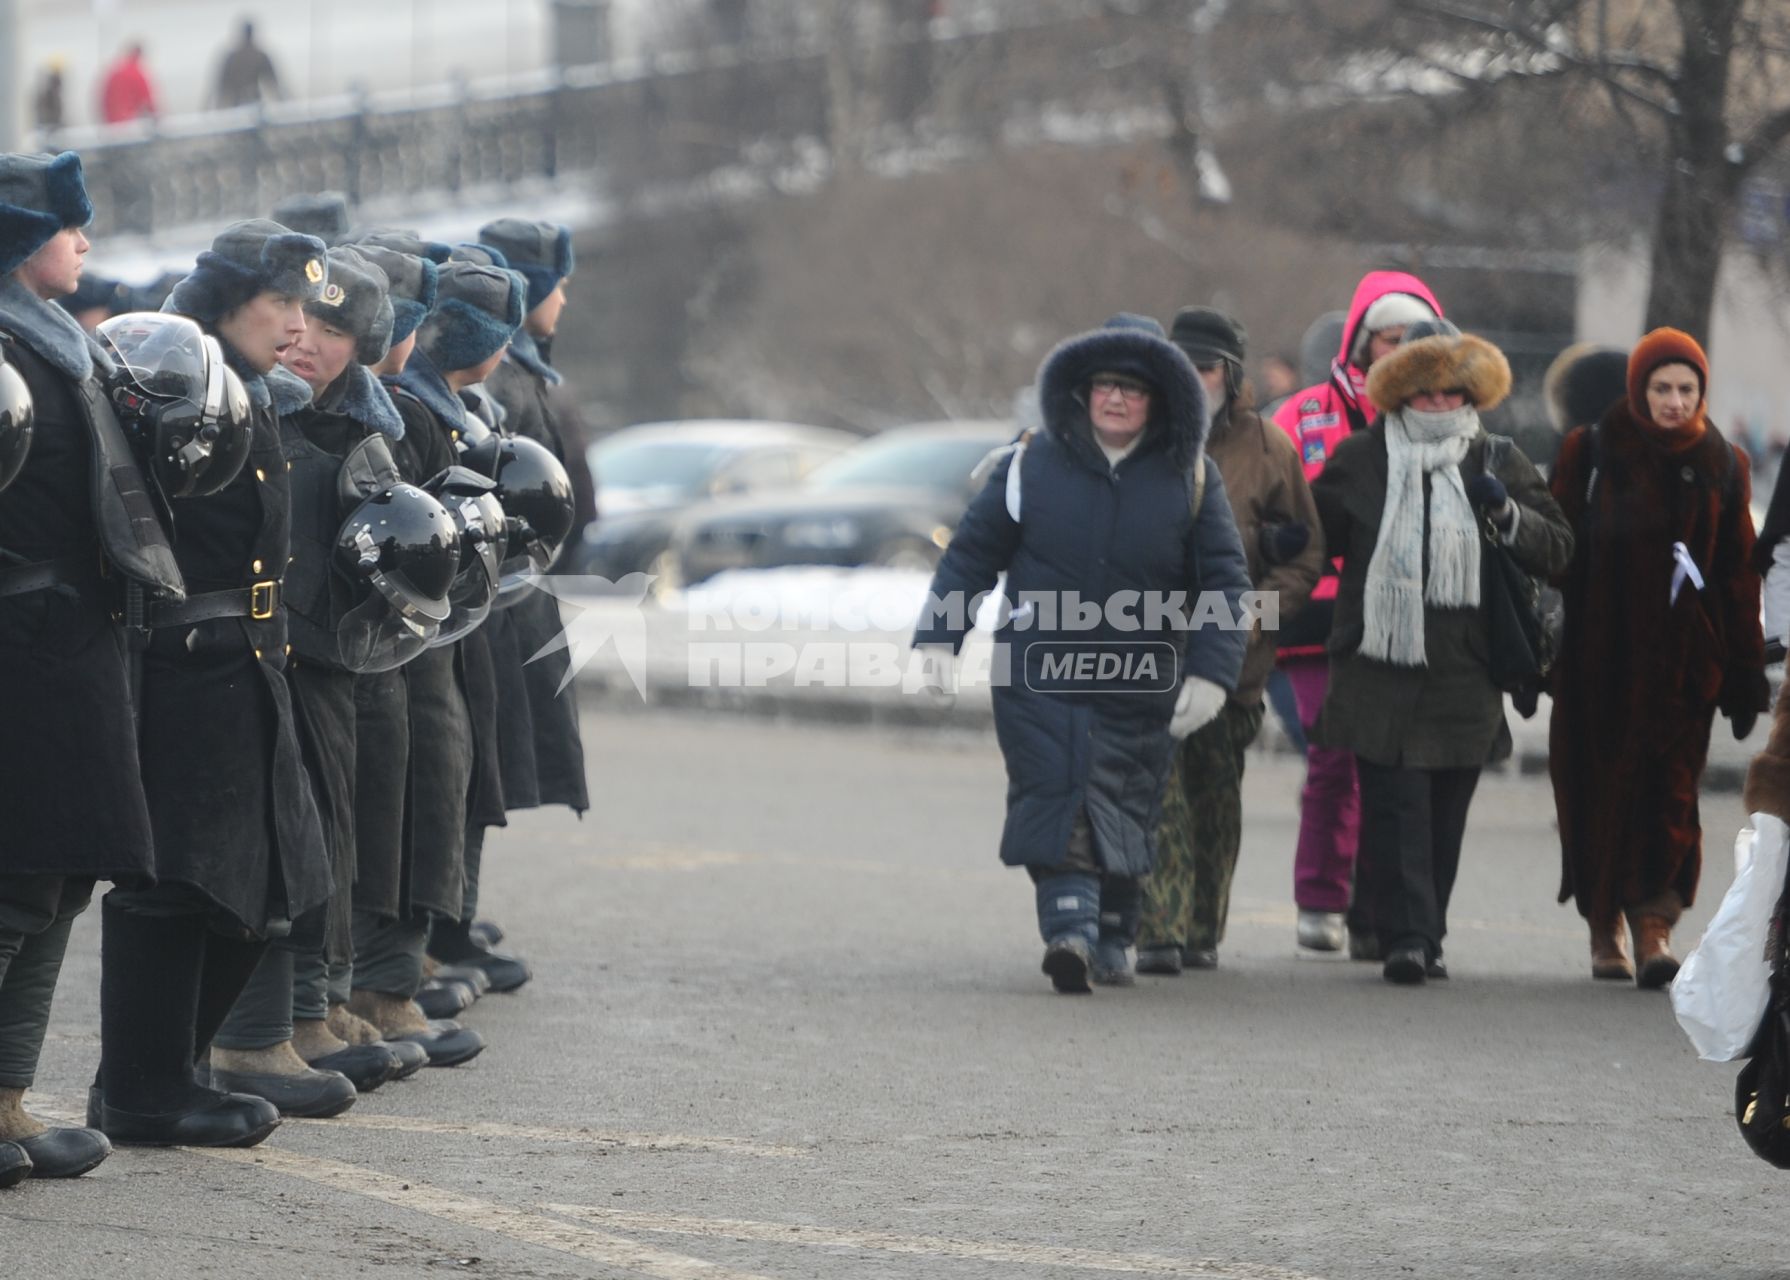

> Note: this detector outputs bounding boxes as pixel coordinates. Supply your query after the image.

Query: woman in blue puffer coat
[914,315,1251,993]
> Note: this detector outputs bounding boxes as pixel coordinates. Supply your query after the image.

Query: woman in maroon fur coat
[1549,328,1769,988]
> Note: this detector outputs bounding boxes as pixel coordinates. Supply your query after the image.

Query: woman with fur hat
[341,260,526,1062]
[1272,271,1444,959]
[1311,323,1572,984]
[89,219,334,1147]
[1549,328,1768,987]
[0,150,184,1178]
[914,314,1252,994]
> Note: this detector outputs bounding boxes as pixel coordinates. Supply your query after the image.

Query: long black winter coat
[485,344,589,814]
[916,325,1251,877]
[382,361,501,918]
[0,299,179,882]
[136,343,329,935]
[274,365,406,957]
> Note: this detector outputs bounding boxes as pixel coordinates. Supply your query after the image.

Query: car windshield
[590,439,731,493]
[809,434,1000,493]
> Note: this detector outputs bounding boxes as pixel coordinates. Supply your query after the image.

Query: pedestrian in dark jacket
[0,150,182,1179]
[206,246,416,1113]
[1136,307,1324,974]
[344,260,524,1064]
[1312,323,1573,985]
[211,20,283,110]
[915,314,1251,994]
[1549,328,1768,987]
[89,219,333,1148]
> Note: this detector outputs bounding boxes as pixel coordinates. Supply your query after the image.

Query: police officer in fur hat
[88,219,334,1147]
[0,150,185,1177]
[208,246,446,1109]
[343,260,528,1064]
[437,218,595,990]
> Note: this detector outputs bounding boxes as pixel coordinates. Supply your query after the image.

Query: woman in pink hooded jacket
[1271,270,1442,957]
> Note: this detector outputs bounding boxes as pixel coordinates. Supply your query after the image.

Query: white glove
[1169,677,1227,739]
[909,646,958,707]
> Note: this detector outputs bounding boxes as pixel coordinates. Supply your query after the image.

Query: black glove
[1466,474,1509,511]
[1731,707,1759,741]
[1258,521,1310,565]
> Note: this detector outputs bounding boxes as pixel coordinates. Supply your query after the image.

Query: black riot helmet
[97,312,253,498]
[422,464,506,646]
[460,432,575,604]
[332,481,460,673]
[0,353,34,494]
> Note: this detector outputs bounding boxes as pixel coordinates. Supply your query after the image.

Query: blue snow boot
[1036,873,1100,994]
[1092,875,1141,986]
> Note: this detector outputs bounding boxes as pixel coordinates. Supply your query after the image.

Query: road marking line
[296,1113,808,1158]
[545,1204,1327,1280]
[200,1146,774,1280]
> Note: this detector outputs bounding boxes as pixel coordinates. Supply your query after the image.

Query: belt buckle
[250,580,277,620]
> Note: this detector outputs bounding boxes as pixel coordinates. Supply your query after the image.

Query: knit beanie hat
[271,191,351,246]
[1627,327,1708,428]
[1351,291,1438,366]
[0,151,94,277]
[1170,306,1247,366]
[477,217,574,313]
[415,261,526,374]
[338,242,437,345]
[164,218,328,325]
[308,247,393,365]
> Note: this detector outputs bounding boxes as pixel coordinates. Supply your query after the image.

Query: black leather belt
[0,553,100,599]
[147,580,279,628]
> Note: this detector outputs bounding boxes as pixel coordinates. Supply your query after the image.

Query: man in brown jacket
[1136,308,1326,973]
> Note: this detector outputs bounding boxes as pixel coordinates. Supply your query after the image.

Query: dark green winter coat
[1311,426,1573,768]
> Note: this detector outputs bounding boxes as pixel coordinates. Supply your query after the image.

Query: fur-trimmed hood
[1366,331,1512,414]
[1544,342,1628,433]
[1036,317,1207,474]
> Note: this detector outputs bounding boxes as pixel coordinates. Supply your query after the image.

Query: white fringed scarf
[1360,405,1482,666]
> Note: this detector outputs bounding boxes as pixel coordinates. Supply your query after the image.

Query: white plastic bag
[1671,815,1790,1062]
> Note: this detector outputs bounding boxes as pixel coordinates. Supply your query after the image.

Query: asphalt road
[2,704,1782,1280]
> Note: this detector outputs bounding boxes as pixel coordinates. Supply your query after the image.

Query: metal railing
[58,12,1133,238]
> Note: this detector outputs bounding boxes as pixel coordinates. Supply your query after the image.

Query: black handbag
[1477,438,1558,718]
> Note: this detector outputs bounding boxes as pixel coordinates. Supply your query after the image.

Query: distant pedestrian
[212,20,284,111]
[1549,328,1768,988]
[1312,322,1572,985]
[1271,271,1443,958]
[100,42,158,125]
[32,59,65,136]
[914,314,1251,994]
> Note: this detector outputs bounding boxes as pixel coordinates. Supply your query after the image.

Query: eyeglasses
[1090,377,1151,403]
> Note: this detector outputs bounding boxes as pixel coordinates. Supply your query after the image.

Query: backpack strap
[1191,454,1206,519]
[999,432,1205,525]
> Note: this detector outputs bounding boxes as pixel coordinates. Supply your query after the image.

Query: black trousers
[1356,759,1481,960]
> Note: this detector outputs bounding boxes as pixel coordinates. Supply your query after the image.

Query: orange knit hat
[1627,327,1708,430]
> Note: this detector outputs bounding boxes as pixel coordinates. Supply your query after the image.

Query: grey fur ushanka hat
[477,217,573,312]
[415,261,526,373]
[308,246,393,366]
[270,191,352,246]
[163,218,328,325]
[340,242,437,345]
[0,151,94,277]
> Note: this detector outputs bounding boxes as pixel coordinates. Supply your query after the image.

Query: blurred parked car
[573,420,855,580]
[667,420,1015,586]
